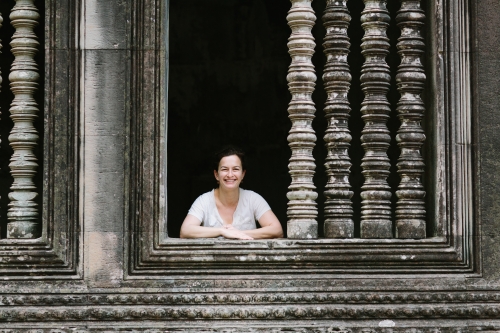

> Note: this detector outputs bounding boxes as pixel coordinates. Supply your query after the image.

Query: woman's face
[214,155,246,190]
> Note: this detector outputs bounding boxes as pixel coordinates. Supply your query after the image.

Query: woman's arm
[241,210,283,239]
[180,214,253,240]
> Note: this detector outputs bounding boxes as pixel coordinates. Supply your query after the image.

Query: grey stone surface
[321,0,354,238]
[0,0,498,330]
[394,0,427,239]
[477,0,500,285]
[285,0,319,239]
[6,0,42,238]
[287,220,319,239]
[81,0,129,287]
[395,220,426,239]
[360,219,393,239]
[324,220,354,238]
[359,0,393,237]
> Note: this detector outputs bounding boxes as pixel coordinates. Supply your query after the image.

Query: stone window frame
[0,0,80,278]
[126,0,479,278]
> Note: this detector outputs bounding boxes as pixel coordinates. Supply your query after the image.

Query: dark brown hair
[213,146,246,172]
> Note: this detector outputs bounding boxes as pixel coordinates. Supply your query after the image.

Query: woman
[180,146,283,240]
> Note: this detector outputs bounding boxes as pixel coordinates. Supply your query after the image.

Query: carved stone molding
[0,326,497,333]
[1,290,500,328]
[0,303,499,322]
[2,291,500,306]
[359,0,393,239]
[286,0,318,239]
[322,0,354,238]
[130,0,476,277]
[7,0,41,239]
[395,0,427,239]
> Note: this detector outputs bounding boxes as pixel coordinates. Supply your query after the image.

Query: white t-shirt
[187,188,271,230]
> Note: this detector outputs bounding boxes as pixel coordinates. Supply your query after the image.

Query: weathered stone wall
[0,0,499,331]
[477,0,500,285]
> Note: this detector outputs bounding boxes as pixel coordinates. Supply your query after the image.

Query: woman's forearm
[243,225,283,239]
[180,225,223,238]
[180,225,254,240]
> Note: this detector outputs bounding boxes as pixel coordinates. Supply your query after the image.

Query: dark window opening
[167,0,432,238]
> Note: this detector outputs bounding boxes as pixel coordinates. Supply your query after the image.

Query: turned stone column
[359,0,392,238]
[286,0,318,239]
[7,0,41,239]
[395,0,426,239]
[322,0,354,238]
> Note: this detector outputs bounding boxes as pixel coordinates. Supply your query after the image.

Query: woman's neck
[216,187,239,207]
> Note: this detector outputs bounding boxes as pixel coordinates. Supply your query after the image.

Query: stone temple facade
[0,0,499,331]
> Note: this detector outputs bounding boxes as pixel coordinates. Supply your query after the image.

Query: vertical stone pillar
[395,0,426,239]
[359,0,392,238]
[286,0,318,239]
[7,0,41,239]
[322,0,354,238]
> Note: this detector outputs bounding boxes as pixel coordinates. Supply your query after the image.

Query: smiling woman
[179,146,284,240]
[167,0,294,238]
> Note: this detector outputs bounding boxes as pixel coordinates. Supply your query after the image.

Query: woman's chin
[221,182,239,189]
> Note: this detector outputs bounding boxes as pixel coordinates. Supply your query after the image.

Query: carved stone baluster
[359,0,392,238]
[395,0,426,239]
[322,0,353,238]
[7,0,41,238]
[286,0,318,239]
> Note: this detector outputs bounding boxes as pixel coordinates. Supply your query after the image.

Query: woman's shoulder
[239,189,270,216]
[192,189,215,204]
[198,189,214,198]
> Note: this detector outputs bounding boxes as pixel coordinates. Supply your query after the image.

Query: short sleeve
[187,194,206,223]
[250,192,271,221]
